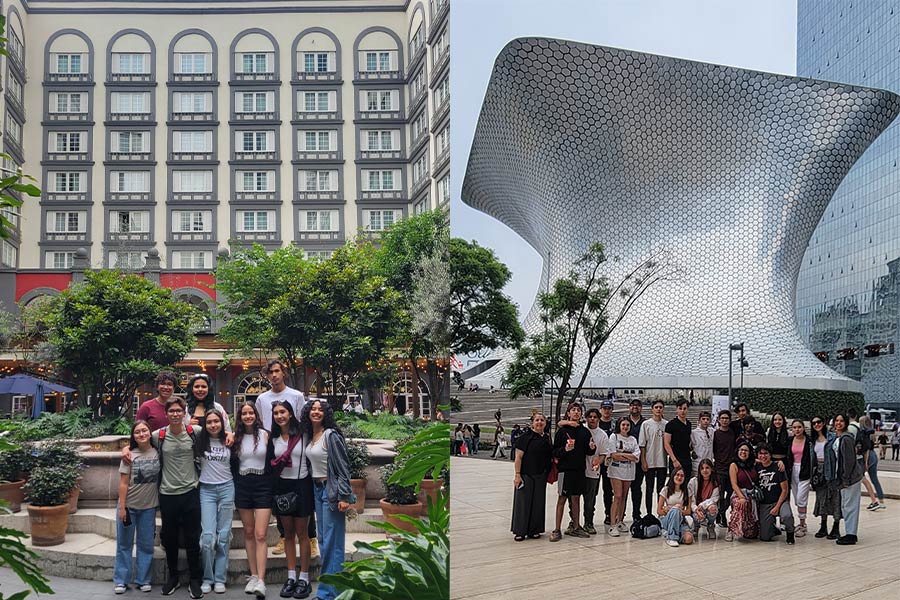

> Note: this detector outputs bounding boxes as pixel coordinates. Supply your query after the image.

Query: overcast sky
[450,0,798,321]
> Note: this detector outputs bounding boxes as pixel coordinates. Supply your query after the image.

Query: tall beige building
[0,0,449,314]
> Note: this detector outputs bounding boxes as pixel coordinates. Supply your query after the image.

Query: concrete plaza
[450,456,900,600]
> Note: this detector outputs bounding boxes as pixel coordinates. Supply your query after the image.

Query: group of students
[510,397,885,548]
[113,360,355,600]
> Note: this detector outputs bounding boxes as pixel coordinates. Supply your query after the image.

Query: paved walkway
[449,456,900,600]
[0,569,322,599]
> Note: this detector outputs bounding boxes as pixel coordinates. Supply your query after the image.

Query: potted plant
[33,439,85,514]
[378,462,421,533]
[347,440,370,514]
[0,444,32,512]
[24,465,79,546]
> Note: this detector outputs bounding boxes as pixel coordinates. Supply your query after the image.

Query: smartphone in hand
[123,508,132,527]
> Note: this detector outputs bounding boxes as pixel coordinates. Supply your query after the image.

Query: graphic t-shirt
[256,387,306,432]
[118,446,160,509]
[200,438,232,484]
[756,463,786,505]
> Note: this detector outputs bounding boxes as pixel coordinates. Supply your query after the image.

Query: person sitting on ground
[727,441,759,541]
[756,443,795,544]
[687,458,719,540]
[657,467,694,547]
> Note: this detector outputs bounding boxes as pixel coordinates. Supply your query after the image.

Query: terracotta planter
[0,480,26,513]
[27,503,70,546]
[67,477,83,514]
[379,498,423,533]
[350,478,366,513]
[418,478,444,514]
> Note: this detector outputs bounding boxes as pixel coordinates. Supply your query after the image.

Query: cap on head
[629,399,642,406]
[600,400,614,408]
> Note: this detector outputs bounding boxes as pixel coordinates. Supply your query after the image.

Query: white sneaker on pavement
[244,576,259,595]
[214,583,226,593]
[252,579,267,598]
[666,539,679,547]
[608,526,620,537]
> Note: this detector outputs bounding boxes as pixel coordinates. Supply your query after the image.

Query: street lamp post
[728,342,745,409]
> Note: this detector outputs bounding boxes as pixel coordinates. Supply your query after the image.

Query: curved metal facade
[461,38,900,392]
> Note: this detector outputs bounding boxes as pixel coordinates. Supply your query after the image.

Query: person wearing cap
[626,399,646,522]
[598,399,616,525]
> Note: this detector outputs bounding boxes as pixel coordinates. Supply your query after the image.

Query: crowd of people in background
[502,397,889,549]
[114,361,356,600]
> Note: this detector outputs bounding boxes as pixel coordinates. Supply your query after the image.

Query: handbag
[272,435,303,516]
[810,465,825,488]
[547,458,559,485]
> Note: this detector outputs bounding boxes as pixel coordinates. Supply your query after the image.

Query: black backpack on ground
[630,514,662,539]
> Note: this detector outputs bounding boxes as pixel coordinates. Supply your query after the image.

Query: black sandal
[514,535,526,541]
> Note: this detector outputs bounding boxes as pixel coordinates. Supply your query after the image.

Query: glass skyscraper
[796,1,900,406]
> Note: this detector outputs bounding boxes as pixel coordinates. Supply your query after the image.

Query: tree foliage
[505,243,680,426]
[44,270,201,416]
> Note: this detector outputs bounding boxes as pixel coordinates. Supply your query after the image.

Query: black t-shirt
[515,430,552,477]
[553,424,593,472]
[597,419,614,436]
[665,417,693,464]
[756,462,787,505]
[627,416,645,442]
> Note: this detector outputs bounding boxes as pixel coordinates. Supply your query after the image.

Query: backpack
[156,425,201,485]
[850,422,873,458]
[630,514,662,539]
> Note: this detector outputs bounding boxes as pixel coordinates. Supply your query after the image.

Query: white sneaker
[616,521,629,532]
[608,526,620,537]
[201,582,212,594]
[114,585,127,594]
[214,583,226,594]
[252,579,267,598]
[244,576,259,595]
[724,530,734,542]
[795,525,807,538]
[139,584,152,593]
[666,539,679,547]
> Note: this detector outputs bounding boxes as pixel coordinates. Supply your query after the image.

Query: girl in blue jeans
[656,467,694,548]
[114,420,160,594]
[197,409,235,594]
[301,399,356,600]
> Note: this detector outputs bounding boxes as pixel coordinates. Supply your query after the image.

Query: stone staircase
[0,501,389,585]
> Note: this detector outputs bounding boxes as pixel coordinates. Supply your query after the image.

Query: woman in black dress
[511,413,552,541]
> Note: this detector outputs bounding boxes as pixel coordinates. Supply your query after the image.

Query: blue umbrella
[31,381,46,420]
[0,374,75,395]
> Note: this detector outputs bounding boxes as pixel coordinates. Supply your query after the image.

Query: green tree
[45,270,202,416]
[449,239,524,354]
[505,243,679,427]
[214,244,313,389]
[268,241,402,403]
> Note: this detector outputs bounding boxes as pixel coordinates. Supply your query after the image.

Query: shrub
[379,462,417,505]
[32,439,84,474]
[347,440,370,480]
[741,388,865,420]
[0,446,30,482]
[23,466,78,507]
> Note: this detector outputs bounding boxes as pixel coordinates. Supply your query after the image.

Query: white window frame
[301,91,333,113]
[52,172,84,192]
[47,251,75,269]
[53,131,84,153]
[176,53,211,74]
[299,209,339,232]
[301,130,334,151]
[53,53,84,74]
[363,209,401,231]
[112,92,150,114]
[174,92,212,113]
[112,171,150,192]
[237,210,275,232]
[1,240,17,268]
[110,210,150,234]
[240,53,273,74]
[46,211,86,233]
[238,171,274,192]
[364,169,400,191]
[173,210,212,233]
[109,251,144,269]
[173,170,213,192]
[113,131,146,153]
[173,130,212,153]
[302,170,337,192]
[113,53,150,74]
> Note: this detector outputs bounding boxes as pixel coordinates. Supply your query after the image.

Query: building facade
[0,0,449,415]
[462,38,898,393]
[796,1,900,406]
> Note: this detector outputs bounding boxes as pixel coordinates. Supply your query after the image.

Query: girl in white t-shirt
[657,467,694,547]
[197,410,234,594]
[605,418,641,537]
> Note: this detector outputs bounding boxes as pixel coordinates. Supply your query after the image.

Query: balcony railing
[234,191,277,202]
[295,71,339,82]
[411,171,431,196]
[108,192,152,203]
[359,149,403,160]
[45,72,92,84]
[360,189,404,201]
[45,191,88,203]
[169,151,215,162]
[170,111,215,122]
[108,112,153,122]
[233,150,278,161]
[408,85,427,113]
[434,146,450,172]
[171,72,215,83]
[295,110,339,121]
[4,137,24,160]
[295,190,341,202]
[171,191,214,203]
[233,111,277,122]
[433,96,449,123]
[432,48,450,79]
[108,73,154,84]
[46,151,91,163]
[234,231,279,241]
[409,40,426,67]
[5,93,26,120]
[108,151,152,162]
[172,231,214,242]
[108,231,152,242]
[410,126,430,152]
[46,112,91,123]
[358,109,403,121]
[295,150,340,161]
[297,231,342,241]
[44,232,88,242]
[356,69,403,81]
[234,71,277,82]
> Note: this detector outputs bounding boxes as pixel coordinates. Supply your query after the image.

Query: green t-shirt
[152,428,199,495]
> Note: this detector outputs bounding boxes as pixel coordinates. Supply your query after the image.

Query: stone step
[0,503,388,550]
[19,531,385,585]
